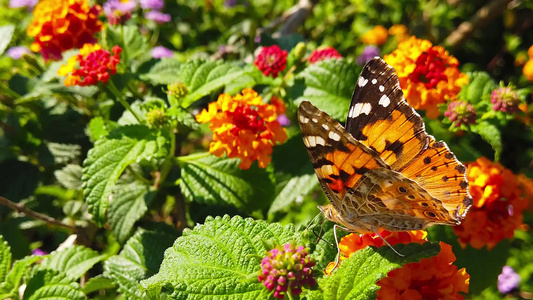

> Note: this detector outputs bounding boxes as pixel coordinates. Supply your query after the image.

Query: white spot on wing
[358,77,368,87]
[379,95,390,107]
[321,124,329,130]
[349,103,372,118]
[371,79,377,84]
[312,118,318,123]
[379,85,384,92]
[299,115,309,123]
[315,136,326,146]
[328,131,341,141]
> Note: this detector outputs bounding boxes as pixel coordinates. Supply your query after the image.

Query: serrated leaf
[321,243,440,299]
[178,60,249,108]
[0,256,43,299]
[88,117,109,142]
[55,164,83,190]
[108,181,155,243]
[0,235,11,281]
[46,143,81,165]
[140,59,182,85]
[24,270,84,300]
[296,59,357,120]
[104,227,178,299]
[82,275,116,294]
[458,71,497,104]
[105,25,147,60]
[180,154,275,212]
[167,106,200,131]
[82,125,170,225]
[141,215,303,299]
[36,245,104,281]
[0,25,14,55]
[472,121,502,161]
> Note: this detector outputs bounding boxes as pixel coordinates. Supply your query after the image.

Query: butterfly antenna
[371,227,405,257]
[331,224,343,271]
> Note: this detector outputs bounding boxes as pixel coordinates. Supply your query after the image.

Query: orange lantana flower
[361,25,388,46]
[196,88,288,169]
[326,230,469,299]
[453,157,528,250]
[388,25,409,43]
[384,37,469,118]
[376,242,470,300]
[27,0,102,60]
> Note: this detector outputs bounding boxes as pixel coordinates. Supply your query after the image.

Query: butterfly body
[299,57,472,234]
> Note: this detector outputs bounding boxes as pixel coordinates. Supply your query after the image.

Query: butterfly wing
[345,57,472,221]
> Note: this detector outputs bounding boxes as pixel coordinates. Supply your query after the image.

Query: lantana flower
[145,10,171,23]
[26,0,103,60]
[384,37,469,118]
[6,46,31,59]
[356,45,381,65]
[103,0,137,25]
[389,25,409,43]
[490,86,522,113]
[498,266,521,294]
[327,230,469,299]
[195,88,288,169]
[523,45,533,81]
[445,100,476,127]
[258,243,316,299]
[453,157,528,250]
[58,43,122,86]
[308,46,342,64]
[151,46,174,59]
[361,25,388,46]
[254,45,287,78]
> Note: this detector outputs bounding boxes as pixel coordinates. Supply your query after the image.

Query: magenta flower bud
[444,100,476,127]
[491,86,522,113]
[258,243,316,299]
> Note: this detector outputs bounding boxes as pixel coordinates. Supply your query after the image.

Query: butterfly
[299,57,473,238]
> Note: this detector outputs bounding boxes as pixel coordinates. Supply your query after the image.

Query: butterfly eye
[398,186,407,193]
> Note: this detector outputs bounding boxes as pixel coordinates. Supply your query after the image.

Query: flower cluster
[356,45,381,65]
[9,0,37,9]
[491,86,522,113]
[453,157,528,250]
[523,45,533,81]
[254,45,287,78]
[326,230,469,299]
[195,88,288,169]
[6,46,31,59]
[376,242,470,300]
[145,108,168,128]
[384,37,469,118]
[308,47,342,64]
[58,44,122,86]
[103,0,136,25]
[388,25,409,43]
[361,25,388,46]
[498,266,521,294]
[152,46,174,59]
[26,0,103,60]
[258,243,316,299]
[445,100,476,127]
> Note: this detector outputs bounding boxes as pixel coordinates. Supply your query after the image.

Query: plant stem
[106,80,143,123]
[0,196,76,231]
[120,24,129,63]
[175,151,211,164]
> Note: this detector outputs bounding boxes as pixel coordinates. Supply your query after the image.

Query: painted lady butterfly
[299,57,473,235]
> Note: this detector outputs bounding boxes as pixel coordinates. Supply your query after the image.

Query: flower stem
[106,80,142,123]
[120,24,129,63]
[175,151,211,164]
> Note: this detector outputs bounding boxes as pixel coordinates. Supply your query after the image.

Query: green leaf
[0,256,42,299]
[180,154,275,212]
[104,227,178,299]
[36,245,104,281]
[140,59,183,85]
[458,71,497,105]
[0,235,11,282]
[178,60,249,108]
[321,243,440,299]
[82,125,170,225]
[82,275,116,294]
[108,181,155,243]
[46,143,81,165]
[105,25,147,60]
[167,106,200,131]
[0,25,15,55]
[471,121,502,161]
[24,270,84,300]
[141,215,304,299]
[296,59,358,120]
[54,164,83,190]
[87,117,109,142]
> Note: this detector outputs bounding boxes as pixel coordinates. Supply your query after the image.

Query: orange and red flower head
[453,157,527,250]
[308,47,342,64]
[58,44,122,86]
[27,0,103,60]
[384,37,468,119]
[195,88,288,169]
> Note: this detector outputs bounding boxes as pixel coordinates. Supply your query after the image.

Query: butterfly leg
[371,226,405,257]
[331,224,352,271]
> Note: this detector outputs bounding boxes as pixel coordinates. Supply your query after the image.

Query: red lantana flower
[58,44,122,86]
[254,45,287,78]
[308,47,342,64]
[453,157,528,250]
[195,88,288,169]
